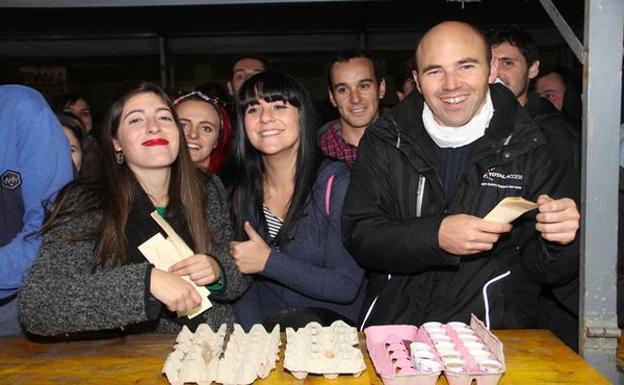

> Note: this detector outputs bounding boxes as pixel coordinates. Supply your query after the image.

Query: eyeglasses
[173,90,225,107]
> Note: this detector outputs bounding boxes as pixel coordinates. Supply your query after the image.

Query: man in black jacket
[488,25,581,350]
[342,21,580,333]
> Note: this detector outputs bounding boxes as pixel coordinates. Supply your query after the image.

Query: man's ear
[226,80,234,96]
[412,70,423,94]
[328,88,337,107]
[378,78,387,99]
[488,57,499,84]
[528,60,540,80]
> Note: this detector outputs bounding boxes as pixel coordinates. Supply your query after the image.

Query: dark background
[0,0,584,120]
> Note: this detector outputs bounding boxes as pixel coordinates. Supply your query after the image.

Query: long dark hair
[231,71,320,246]
[42,81,211,267]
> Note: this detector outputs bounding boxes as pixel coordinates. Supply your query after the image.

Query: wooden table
[0,330,609,385]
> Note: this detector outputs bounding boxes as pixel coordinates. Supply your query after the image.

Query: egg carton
[216,324,281,385]
[365,314,505,385]
[284,320,365,380]
[162,323,281,385]
[163,324,227,385]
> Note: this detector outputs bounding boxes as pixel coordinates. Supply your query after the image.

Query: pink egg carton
[364,314,505,385]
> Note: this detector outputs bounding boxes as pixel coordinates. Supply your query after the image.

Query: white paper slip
[483,196,538,223]
[150,211,194,258]
[138,212,212,319]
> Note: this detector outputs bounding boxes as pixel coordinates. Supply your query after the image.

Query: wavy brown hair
[41,81,211,267]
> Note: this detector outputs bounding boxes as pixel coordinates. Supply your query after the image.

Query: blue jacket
[234,161,366,329]
[0,85,73,298]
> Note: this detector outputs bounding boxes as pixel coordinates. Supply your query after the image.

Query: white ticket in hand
[137,212,212,319]
[483,196,538,223]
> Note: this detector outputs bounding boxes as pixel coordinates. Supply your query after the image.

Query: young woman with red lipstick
[173,91,232,176]
[19,81,249,337]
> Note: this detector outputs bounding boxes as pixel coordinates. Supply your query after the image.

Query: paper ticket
[138,211,212,319]
[483,196,538,223]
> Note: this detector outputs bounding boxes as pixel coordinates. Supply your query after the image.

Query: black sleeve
[519,120,580,287]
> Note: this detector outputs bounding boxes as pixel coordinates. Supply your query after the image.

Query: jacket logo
[481,168,523,190]
[1,170,22,190]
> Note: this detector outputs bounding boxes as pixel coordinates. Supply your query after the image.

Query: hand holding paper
[169,254,221,287]
[438,214,512,256]
[138,212,213,319]
[483,196,538,223]
[149,268,202,314]
[440,197,538,256]
[535,194,580,245]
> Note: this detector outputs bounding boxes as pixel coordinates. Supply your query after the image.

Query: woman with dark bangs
[173,91,233,175]
[19,81,249,337]
[229,71,365,330]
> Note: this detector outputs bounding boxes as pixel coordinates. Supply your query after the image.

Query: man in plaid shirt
[319,49,386,167]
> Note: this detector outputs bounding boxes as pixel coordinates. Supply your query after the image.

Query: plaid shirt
[318,120,359,168]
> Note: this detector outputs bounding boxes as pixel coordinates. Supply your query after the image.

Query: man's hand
[229,221,271,274]
[169,254,221,286]
[535,194,580,245]
[439,214,512,255]
[149,268,202,313]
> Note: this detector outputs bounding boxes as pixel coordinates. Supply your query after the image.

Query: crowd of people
[1,21,592,351]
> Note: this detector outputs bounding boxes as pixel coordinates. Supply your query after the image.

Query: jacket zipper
[360,276,388,332]
[482,270,511,330]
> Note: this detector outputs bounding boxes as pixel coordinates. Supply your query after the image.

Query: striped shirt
[262,204,284,240]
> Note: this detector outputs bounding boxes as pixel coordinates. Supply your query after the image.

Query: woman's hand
[229,221,271,274]
[169,254,221,286]
[149,268,202,313]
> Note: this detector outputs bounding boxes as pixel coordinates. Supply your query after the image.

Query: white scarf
[422,91,494,148]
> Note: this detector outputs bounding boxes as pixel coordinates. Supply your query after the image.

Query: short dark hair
[230,53,268,78]
[535,66,581,119]
[54,92,90,114]
[327,49,384,90]
[535,66,567,83]
[486,25,540,66]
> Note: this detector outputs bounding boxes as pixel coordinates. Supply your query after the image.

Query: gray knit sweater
[18,175,250,336]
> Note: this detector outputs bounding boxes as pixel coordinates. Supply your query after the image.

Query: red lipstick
[142,138,169,146]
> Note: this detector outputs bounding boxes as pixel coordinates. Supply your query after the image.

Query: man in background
[227,53,267,98]
[319,49,386,167]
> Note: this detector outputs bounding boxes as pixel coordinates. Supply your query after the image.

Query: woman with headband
[173,91,233,176]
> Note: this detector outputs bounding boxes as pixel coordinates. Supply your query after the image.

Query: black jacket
[525,92,581,350]
[342,84,579,329]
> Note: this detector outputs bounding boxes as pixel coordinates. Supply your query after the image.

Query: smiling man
[318,49,386,167]
[488,26,540,107]
[342,22,580,332]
